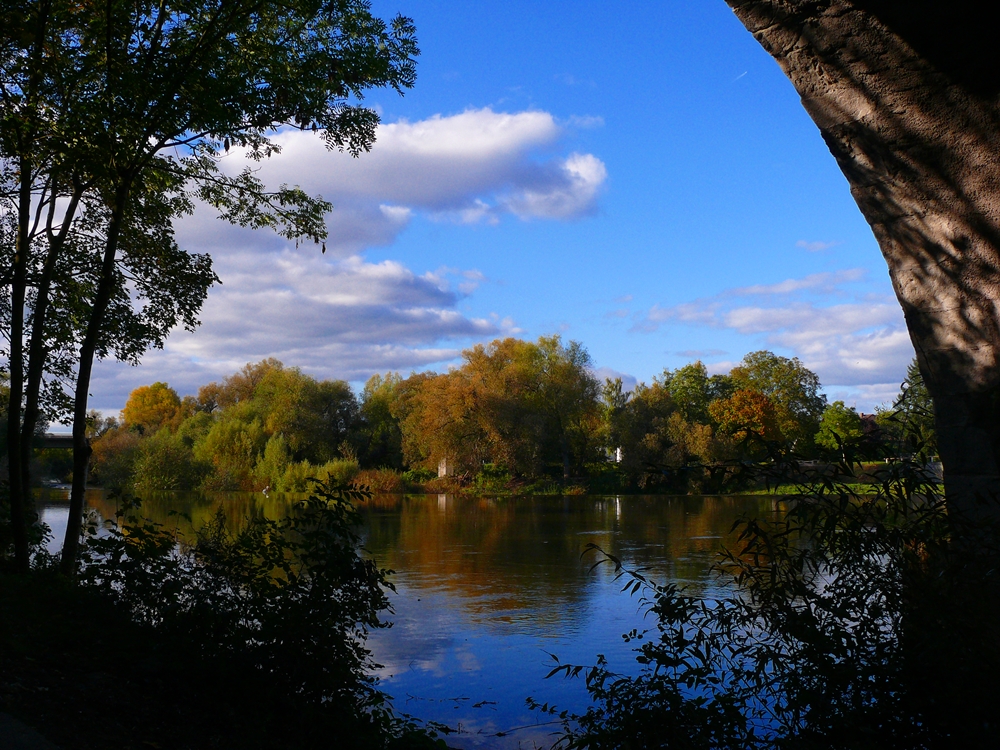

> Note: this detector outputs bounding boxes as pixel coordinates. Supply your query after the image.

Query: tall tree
[2,1,418,572]
[359,372,404,469]
[661,361,711,424]
[723,1,1000,519]
[534,336,600,479]
[69,1,415,572]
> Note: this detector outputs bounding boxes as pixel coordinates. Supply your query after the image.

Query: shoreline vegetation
[3,338,946,749]
[29,338,937,500]
[2,483,451,750]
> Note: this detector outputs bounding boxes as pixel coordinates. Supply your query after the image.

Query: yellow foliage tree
[121,382,181,434]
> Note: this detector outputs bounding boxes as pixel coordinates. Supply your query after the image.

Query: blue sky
[91,0,913,413]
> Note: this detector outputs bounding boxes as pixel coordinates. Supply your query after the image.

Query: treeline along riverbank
[35,336,936,497]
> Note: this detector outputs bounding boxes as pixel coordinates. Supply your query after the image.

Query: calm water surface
[39,490,778,749]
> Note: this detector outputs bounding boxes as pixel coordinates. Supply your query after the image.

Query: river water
[38,490,777,749]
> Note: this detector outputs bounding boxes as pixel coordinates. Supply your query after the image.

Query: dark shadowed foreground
[540,449,1000,749]
[1,482,446,750]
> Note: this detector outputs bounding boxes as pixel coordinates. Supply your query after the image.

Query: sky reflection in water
[39,491,775,749]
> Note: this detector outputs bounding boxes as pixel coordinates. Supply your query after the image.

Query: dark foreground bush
[538,456,1000,750]
[1,480,447,750]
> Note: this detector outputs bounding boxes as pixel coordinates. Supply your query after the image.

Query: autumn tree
[729,351,825,448]
[121,382,181,434]
[396,337,600,479]
[397,370,484,474]
[709,388,783,444]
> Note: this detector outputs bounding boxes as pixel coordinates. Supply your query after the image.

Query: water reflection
[38,490,777,749]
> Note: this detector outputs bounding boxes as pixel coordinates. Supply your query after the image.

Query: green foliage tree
[729,351,826,448]
[876,357,938,460]
[534,336,601,478]
[2,0,418,574]
[235,363,359,464]
[193,415,267,491]
[131,428,207,492]
[94,362,366,494]
[815,400,864,453]
[661,361,711,424]
[611,379,675,484]
[599,377,631,457]
[360,372,405,469]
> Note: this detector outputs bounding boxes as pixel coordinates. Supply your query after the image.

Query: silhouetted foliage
[75,479,446,747]
[538,451,999,749]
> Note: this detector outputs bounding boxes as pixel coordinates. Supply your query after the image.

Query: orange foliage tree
[708,388,783,443]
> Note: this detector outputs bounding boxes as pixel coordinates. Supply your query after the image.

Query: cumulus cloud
[91,249,500,407]
[216,107,607,252]
[87,107,605,410]
[632,268,913,397]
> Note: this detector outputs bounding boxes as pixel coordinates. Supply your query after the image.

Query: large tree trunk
[725,1,1000,523]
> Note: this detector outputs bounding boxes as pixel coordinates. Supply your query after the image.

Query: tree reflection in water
[38,490,773,749]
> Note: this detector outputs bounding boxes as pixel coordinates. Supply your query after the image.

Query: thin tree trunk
[19,185,84,495]
[4,0,53,574]
[6,160,33,573]
[60,185,128,576]
[724,0,1000,524]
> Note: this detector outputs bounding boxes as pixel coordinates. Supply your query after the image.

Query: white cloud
[631,269,913,400]
[502,152,607,220]
[90,247,500,407]
[732,269,865,296]
[591,366,638,392]
[88,107,606,410]
[217,107,607,252]
[825,383,904,413]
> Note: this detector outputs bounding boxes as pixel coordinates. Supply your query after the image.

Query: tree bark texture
[725,0,1000,520]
